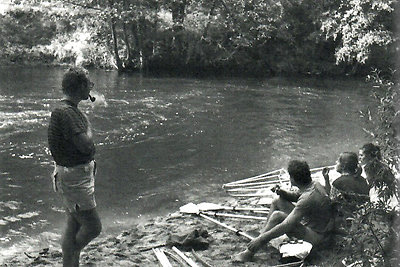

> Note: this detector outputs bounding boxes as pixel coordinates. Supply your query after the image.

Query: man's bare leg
[233,210,289,262]
[234,217,323,263]
[263,196,294,230]
[233,197,296,262]
[62,213,80,267]
[72,208,102,264]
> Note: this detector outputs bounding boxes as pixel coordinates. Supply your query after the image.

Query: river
[0,65,376,255]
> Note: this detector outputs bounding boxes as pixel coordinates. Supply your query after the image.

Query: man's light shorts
[53,160,96,213]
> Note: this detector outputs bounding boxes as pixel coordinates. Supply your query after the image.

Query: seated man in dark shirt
[48,67,101,267]
[233,160,334,262]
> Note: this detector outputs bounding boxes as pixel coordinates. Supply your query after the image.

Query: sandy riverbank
[1,196,345,267]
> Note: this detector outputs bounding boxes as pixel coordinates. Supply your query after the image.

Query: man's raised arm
[72,133,95,155]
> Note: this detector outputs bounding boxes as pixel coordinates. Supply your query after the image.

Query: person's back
[332,174,369,196]
[296,181,334,234]
[323,152,369,213]
[331,152,369,196]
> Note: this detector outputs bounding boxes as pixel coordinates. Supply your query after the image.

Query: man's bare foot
[232,249,254,262]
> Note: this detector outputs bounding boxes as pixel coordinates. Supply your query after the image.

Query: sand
[1,196,345,267]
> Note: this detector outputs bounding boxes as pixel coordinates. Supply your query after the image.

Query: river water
[0,65,376,254]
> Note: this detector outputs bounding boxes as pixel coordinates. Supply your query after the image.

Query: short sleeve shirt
[332,174,369,195]
[48,100,95,167]
[294,181,334,234]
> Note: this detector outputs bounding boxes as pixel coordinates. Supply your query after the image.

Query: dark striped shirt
[48,100,95,167]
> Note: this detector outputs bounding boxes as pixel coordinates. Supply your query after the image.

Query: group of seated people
[234,143,397,262]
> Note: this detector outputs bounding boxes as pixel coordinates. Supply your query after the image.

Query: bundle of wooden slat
[223,165,336,197]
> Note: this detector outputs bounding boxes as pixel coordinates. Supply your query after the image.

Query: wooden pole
[224,177,283,188]
[198,203,270,212]
[152,248,172,267]
[201,211,268,221]
[223,169,284,187]
[172,246,199,267]
[199,214,254,240]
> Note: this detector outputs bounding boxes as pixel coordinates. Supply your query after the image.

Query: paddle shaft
[196,202,269,213]
[163,250,187,267]
[152,248,173,267]
[220,207,269,212]
[172,246,199,267]
[229,193,275,197]
[202,211,268,221]
[219,208,270,214]
[199,213,254,240]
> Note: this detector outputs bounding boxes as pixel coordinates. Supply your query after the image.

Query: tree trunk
[186,0,217,64]
[122,0,133,64]
[110,17,123,70]
[170,0,187,51]
[122,23,133,62]
[202,0,218,40]
[108,0,123,70]
[131,19,144,71]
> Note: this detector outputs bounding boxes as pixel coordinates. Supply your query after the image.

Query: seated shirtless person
[233,160,334,262]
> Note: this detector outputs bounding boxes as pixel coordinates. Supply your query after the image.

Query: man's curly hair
[62,66,90,97]
[287,160,312,186]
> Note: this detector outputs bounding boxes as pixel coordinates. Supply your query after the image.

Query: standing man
[48,67,101,266]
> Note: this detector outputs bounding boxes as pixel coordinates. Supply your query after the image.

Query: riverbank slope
[4,195,394,267]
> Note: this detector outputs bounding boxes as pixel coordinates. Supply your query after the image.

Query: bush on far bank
[0,1,396,77]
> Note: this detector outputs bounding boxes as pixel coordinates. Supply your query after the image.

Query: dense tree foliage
[0,0,398,76]
[321,0,398,75]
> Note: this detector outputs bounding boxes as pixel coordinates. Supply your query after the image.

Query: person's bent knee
[75,208,102,237]
[271,195,281,206]
[89,213,102,239]
[84,216,101,239]
[91,219,102,238]
[270,210,288,221]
